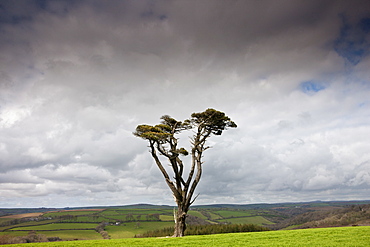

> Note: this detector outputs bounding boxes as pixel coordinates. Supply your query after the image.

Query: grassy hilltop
[1,201,369,244]
[1,226,370,247]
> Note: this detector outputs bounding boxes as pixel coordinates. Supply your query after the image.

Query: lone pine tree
[134,108,236,237]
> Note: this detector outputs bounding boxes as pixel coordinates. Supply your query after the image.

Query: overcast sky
[1,0,370,208]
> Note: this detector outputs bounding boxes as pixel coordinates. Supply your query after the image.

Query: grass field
[217,216,274,225]
[42,211,99,217]
[106,221,175,239]
[10,223,98,231]
[1,226,369,246]
[0,213,43,219]
[40,230,102,240]
[7,205,357,241]
[159,215,174,221]
[58,216,108,223]
[213,210,253,218]
[208,212,222,220]
[100,209,171,215]
[0,207,289,241]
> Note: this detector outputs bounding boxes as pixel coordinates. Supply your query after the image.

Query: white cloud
[0,0,369,207]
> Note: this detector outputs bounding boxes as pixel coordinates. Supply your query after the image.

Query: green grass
[106,221,175,238]
[208,212,222,220]
[283,224,302,230]
[159,215,174,221]
[9,223,98,231]
[40,230,102,240]
[188,210,208,220]
[97,209,121,215]
[43,211,99,217]
[101,209,170,215]
[0,218,12,224]
[58,216,109,223]
[0,219,58,231]
[95,214,160,222]
[213,210,253,218]
[2,226,369,246]
[0,231,26,237]
[217,216,273,225]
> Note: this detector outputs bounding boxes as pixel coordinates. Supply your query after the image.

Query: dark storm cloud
[334,15,370,65]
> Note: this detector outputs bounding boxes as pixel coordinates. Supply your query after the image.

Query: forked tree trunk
[134,109,236,237]
[173,208,187,237]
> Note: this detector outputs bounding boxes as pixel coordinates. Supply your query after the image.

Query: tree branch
[190,193,200,205]
[149,141,181,199]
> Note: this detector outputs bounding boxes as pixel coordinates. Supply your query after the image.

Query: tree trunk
[173,208,187,237]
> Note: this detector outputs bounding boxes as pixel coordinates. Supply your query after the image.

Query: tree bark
[173,207,187,237]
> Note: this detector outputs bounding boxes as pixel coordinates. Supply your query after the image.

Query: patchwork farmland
[1,201,369,244]
[0,205,275,241]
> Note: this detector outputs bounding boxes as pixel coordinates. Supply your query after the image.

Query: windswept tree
[134,108,236,237]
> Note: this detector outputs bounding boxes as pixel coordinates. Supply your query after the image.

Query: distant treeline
[0,231,61,245]
[135,223,270,238]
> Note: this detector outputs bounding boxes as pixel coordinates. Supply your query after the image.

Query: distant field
[0,206,284,241]
[0,213,43,219]
[1,229,101,241]
[106,221,175,239]
[40,230,102,240]
[217,216,273,225]
[213,210,253,218]
[5,202,368,242]
[159,215,173,221]
[208,212,222,220]
[58,216,108,223]
[100,209,170,215]
[0,219,58,232]
[2,226,369,247]
[10,223,98,231]
[43,211,100,217]
[187,210,207,220]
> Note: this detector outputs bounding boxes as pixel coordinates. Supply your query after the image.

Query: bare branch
[190,193,200,205]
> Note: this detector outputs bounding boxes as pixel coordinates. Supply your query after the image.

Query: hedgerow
[135,223,269,237]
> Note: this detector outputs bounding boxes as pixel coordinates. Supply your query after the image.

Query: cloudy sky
[1,0,370,208]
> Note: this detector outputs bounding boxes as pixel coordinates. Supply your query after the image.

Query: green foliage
[160,115,192,133]
[0,231,49,244]
[190,108,237,135]
[133,125,170,142]
[134,108,236,142]
[272,203,370,230]
[136,223,270,238]
[95,222,110,239]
